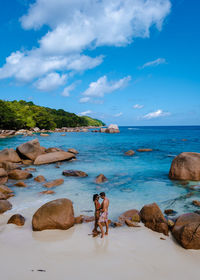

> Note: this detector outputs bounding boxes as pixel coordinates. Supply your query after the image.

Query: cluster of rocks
[124,148,153,156]
[92,124,120,133]
[29,198,200,249]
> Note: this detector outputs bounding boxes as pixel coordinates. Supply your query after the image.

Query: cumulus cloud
[114,112,123,117]
[34,72,67,91]
[142,109,170,119]
[139,58,166,69]
[0,0,171,91]
[133,104,144,109]
[79,97,91,103]
[61,83,76,97]
[82,75,131,100]
[78,110,92,116]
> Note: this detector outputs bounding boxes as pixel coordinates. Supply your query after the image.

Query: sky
[0,0,199,126]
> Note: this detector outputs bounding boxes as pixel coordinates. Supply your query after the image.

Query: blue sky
[0,0,199,125]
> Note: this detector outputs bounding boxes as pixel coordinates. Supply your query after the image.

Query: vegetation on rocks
[0,99,105,130]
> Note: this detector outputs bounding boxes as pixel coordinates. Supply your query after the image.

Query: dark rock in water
[32,198,75,231]
[62,170,88,177]
[0,148,21,163]
[172,213,200,249]
[192,200,200,207]
[164,209,177,216]
[95,174,108,184]
[34,175,46,182]
[0,200,12,214]
[119,209,140,224]
[68,148,79,154]
[124,150,135,156]
[25,168,36,172]
[194,210,200,215]
[113,222,123,227]
[17,138,45,160]
[140,203,169,236]
[43,179,64,188]
[169,152,200,181]
[7,214,25,226]
[40,190,55,195]
[8,169,32,180]
[14,181,27,187]
[189,185,200,191]
[34,151,75,165]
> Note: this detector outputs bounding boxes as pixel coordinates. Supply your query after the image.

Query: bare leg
[98,222,104,238]
[105,221,109,235]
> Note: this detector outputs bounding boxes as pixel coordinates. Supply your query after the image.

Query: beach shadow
[32,226,75,242]
[93,235,109,253]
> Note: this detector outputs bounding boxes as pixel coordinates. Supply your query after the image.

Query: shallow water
[1,126,200,220]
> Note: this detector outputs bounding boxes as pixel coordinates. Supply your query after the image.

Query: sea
[1,126,200,221]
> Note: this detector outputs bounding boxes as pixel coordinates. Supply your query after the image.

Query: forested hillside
[0,100,105,130]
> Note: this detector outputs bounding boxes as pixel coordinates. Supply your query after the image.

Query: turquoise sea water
[1,126,200,220]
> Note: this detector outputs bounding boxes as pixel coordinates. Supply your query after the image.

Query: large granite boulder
[0,200,12,214]
[172,213,200,249]
[8,169,33,180]
[105,124,120,133]
[0,185,13,195]
[1,162,21,171]
[17,138,45,160]
[32,198,75,231]
[140,203,169,236]
[0,168,8,184]
[169,152,200,181]
[119,209,141,224]
[0,148,21,163]
[7,214,25,226]
[34,151,75,165]
[62,170,88,177]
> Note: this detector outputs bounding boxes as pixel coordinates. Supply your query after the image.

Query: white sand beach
[0,210,200,280]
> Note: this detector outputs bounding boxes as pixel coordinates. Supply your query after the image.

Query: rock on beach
[0,200,12,214]
[7,214,25,226]
[32,198,75,231]
[140,203,169,236]
[172,213,200,249]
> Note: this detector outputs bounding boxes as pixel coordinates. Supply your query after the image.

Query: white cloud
[142,109,170,119]
[133,104,144,109]
[114,112,123,117]
[78,110,92,116]
[82,75,131,99]
[0,0,171,91]
[61,83,76,97]
[79,97,91,103]
[34,72,67,91]
[139,58,166,69]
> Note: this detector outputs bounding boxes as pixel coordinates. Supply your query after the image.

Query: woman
[92,194,101,235]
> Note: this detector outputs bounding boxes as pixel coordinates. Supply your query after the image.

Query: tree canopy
[0,99,105,130]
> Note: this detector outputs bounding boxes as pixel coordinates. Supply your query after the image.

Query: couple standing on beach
[93,192,109,238]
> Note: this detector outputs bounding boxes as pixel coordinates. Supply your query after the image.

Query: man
[98,192,109,238]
